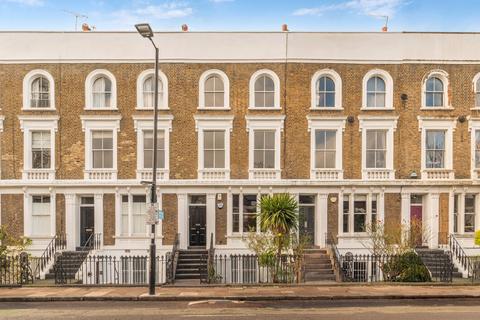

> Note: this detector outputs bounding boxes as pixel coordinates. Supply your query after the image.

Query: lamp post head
[135,23,154,38]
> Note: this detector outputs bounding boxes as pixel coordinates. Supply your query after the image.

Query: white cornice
[80,114,122,132]
[18,115,59,132]
[193,115,234,132]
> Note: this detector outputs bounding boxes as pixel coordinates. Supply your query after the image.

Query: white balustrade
[22,169,55,180]
[311,169,343,180]
[249,169,281,180]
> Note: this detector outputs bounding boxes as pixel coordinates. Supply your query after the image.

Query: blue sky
[0,0,479,32]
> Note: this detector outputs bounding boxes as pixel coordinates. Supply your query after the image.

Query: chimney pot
[82,23,91,32]
[282,24,289,32]
[382,26,388,32]
[181,24,189,32]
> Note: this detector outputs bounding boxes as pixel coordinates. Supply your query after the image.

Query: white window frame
[194,115,233,180]
[421,70,451,110]
[361,69,394,110]
[22,69,55,110]
[133,115,173,181]
[307,116,345,180]
[452,192,480,235]
[85,69,117,110]
[19,115,58,180]
[469,118,480,180]
[359,116,398,180]
[249,69,281,110]
[418,116,456,180]
[230,192,261,235]
[24,192,56,238]
[246,115,285,180]
[198,69,230,110]
[339,192,384,236]
[136,69,169,110]
[118,192,151,238]
[311,69,342,110]
[81,115,121,180]
[472,73,480,110]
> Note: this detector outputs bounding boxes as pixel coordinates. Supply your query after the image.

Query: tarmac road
[0,298,480,319]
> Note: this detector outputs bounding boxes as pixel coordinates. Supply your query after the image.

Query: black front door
[299,195,315,247]
[80,197,95,247]
[189,195,207,247]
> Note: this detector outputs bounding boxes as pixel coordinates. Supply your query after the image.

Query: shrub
[382,251,431,282]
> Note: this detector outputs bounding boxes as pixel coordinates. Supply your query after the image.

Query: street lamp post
[135,23,159,296]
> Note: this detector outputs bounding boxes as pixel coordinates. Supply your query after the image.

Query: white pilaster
[226,189,232,237]
[400,192,411,226]
[459,193,465,234]
[23,189,30,237]
[94,193,104,247]
[157,188,163,245]
[338,191,344,236]
[114,189,121,237]
[378,190,385,224]
[50,189,56,237]
[317,193,328,247]
[206,193,216,247]
[177,193,188,249]
[65,194,76,250]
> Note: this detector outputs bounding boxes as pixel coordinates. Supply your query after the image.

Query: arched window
[23,69,55,110]
[425,76,444,107]
[362,69,393,110]
[254,75,275,108]
[316,76,335,108]
[142,75,163,109]
[476,78,480,107]
[422,70,449,109]
[136,69,168,110]
[92,76,112,108]
[249,69,280,109]
[205,75,224,108]
[366,76,386,108]
[30,76,50,108]
[85,69,117,110]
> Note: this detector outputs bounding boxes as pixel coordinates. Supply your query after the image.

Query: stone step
[304,258,331,264]
[305,269,334,275]
[305,273,336,281]
[304,249,328,254]
[175,273,201,280]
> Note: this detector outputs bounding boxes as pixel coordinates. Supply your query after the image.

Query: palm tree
[258,193,298,282]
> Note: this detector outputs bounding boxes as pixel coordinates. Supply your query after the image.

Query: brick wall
[1,194,23,239]
[162,194,177,245]
[439,193,450,245]
[55,193,65,235]
[384,193,401,243]
[215,193,227,245]
[0,63,479,181]
[103,194,116,246]
[327,193,339,239]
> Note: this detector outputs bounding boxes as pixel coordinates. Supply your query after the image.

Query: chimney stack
[181,24,189,32]
[382,26,388,32]
[282,24,289,32]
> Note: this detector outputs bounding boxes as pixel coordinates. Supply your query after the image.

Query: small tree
[258,193,298,282]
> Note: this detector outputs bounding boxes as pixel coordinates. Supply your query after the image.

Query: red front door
[410,205,423,247]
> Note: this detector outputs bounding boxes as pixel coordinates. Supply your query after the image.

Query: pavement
[1,284,480,302]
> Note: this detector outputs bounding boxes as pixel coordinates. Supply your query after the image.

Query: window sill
[311,169,343,180]
[198,169,230,180]
[22,169,55,180]
[420,106,454,110]
[421,169,454,180]
[470,107,480,111]
[362,169,395,180]
[136,107,170,111]
[310,107,344,111]
[249,169,281,180]
[197,106,231,111]
[115,235,163,240]
[338,233,370,239]
[22,107,56,111]
[452,233,475,238]
[84,169,117,180]
[360,107,394,111]
[248,106,282,111]
[84,107,119,111]
[136,169,169,181]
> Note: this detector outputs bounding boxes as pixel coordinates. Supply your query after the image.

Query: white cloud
[1,0,44,6]
[293,0,408,17]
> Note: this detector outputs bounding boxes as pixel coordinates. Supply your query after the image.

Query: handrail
[167,233,180,283]
[81,233,102,252]
[33,233,66,279]
[206,233,215,283]
[448,234,472,277]
[325,232,342,281]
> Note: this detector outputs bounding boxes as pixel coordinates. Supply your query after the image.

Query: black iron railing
[0,253,33,286]
[200,233,215,284]
[325,233,341,281]
[54,255,167,285]
[82,233,102,251]
[32,233,66,279]
[204,254,301,284]
[448,234,472,277]
[166,233,179,283]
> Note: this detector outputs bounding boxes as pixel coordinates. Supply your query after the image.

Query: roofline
[1,30,480,35]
